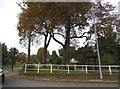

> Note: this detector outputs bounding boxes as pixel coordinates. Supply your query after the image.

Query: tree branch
[70,32,88,39]
[47,35,52,47]
[45,32,52,47]
[53,33,65,38]
[52,33,64,47]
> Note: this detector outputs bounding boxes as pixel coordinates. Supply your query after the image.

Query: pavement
[5,70,120,84]
[3,77,119,87]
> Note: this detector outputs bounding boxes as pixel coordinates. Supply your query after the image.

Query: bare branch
[53,33,65,38]
[52,33,64,47]
[46,33,52,47]
[70,32,88,39]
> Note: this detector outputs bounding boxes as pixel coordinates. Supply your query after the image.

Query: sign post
[92,2,103,79]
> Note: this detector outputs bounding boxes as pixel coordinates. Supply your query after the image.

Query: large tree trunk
[28,32,31,60]
[43,32,51,64]
[22,32,31,70]
[62,22,71,64]
[43,46,47,64]
[62,46,66,65]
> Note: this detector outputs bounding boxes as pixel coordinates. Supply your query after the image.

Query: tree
[116,19,120,44]
[17,2,53,64]
[50,2,92,64]
[16,52,27,64]
[58,45,96,64]
[1,43,9,65]
[115,8,120,64]
[37,47,44,64]
[37,47,50,64]
[9,47,19,70]
[0,42,2,66]
[59,46,76,60]
[31,54,38,63]
[18,2,92,65]
[17,2,41,60]
[116,44,120,64]
[86,2,119,64]
[76,46,95,64]
[49,51,61,64]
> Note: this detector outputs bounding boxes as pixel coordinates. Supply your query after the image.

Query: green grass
[3,63,24,68]
[18,65,120,75]
[19,69,120,75]
[19,70,85,75]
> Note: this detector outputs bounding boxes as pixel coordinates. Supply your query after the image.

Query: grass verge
[3,63,24,68]
[19,69,120,75]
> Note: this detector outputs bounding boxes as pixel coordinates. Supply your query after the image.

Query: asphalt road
[4,67,22,72]
[2,77,119,87]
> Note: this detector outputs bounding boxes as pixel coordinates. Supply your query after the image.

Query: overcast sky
[0,0,119,55]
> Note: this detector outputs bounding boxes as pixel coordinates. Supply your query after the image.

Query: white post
[37,64,39,73]
[86,65,88,73]
[82,66,84,71]
[74,65,76,71]
[50,64,52,74]
[92,2,103,79]
[93,66,95,71]
[68,65,70,74]
[109,66,112,74]
[24,64,27,73]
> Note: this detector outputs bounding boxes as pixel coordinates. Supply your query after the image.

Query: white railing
[24,64,120,74]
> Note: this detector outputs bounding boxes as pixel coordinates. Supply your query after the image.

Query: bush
[26,65,35,69]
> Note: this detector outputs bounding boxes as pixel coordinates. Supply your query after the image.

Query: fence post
[37,64,40,73]
[50,64,53,74]
[109,66,112,74]
[92,66,95,71]
[82,66,84,71]
[24,64,26,73]
[68,65,70,74]
[74,65,76,71]
[86,65,88,73]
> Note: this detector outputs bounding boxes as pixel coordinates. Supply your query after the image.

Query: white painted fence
[24,64,120,74]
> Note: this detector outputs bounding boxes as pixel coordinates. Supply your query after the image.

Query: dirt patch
[17,74,119,83]
[6,70,19,77]
[7,70,119,84]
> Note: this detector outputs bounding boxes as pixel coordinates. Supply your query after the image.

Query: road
[2,77,119,87]
[4,67,22,72]
[1,68,119,88]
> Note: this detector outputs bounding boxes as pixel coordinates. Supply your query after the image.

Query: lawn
[3,63,24,68]
[19,69,120,75]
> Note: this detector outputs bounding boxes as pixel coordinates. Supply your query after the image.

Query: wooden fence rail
[24,64,120,74]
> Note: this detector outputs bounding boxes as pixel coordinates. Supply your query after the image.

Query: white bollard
[24,64,26,73]
[50,64,53,74]
[37,64,39,73]
[86,65,88,73]
[109,66,112,74]
[68,65,70,74]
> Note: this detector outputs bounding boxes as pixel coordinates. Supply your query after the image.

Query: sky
[0,0,120,55]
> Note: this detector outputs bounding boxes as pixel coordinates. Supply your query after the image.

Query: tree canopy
[17,1,120,65]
